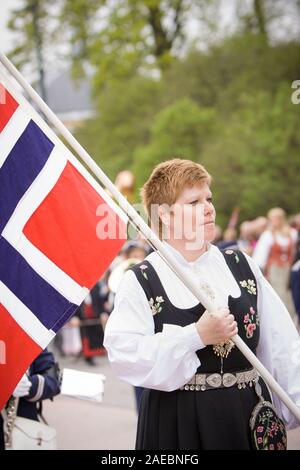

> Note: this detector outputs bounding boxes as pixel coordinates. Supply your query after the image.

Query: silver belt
[180,368,259,391]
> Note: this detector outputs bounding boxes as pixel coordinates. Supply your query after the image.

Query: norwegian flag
[0,79,127,409]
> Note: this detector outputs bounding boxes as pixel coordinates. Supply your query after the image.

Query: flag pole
[0,51,299,424]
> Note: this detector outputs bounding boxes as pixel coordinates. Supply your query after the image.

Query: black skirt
[136,379,271,450]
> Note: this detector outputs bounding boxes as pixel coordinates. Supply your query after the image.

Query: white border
[0,68,127,342]
[1,145,89,304]
[0,106,30,170]
[0,67,128,225]
[0,281,55,348]
[0,70,127,304]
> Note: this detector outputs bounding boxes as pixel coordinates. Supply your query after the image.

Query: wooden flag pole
[1,50,299,423]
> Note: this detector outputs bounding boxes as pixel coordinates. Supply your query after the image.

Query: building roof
[46,70,93,115]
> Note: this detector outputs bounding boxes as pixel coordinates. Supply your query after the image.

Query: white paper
[61,368,106,402]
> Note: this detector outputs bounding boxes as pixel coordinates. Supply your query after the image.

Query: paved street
[43,352,300,450]
[43,353,138,450]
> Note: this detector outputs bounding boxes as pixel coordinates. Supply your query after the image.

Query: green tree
[201,83,300,225]
[74,76,162,177]
[162,35,300,111]
[132,98,217,188]
[237,0,300,43]
[59,0,196,86]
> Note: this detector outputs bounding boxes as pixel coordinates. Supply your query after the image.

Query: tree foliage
[7,0,56,73]
[7,1,300,225]
[58,0,197,84]
[132,98,217,188]
[201,83,300,226]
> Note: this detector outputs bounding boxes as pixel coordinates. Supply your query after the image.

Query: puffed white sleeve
[103,269,205,391]
[246,254,300,430]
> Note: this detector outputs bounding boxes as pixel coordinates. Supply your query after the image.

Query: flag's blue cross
[0,120,77,331]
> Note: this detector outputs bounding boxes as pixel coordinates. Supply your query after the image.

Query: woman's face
[268,210,285,230]
[163,183,216,251]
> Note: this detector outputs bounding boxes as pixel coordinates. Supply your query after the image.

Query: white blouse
[104,242,300,430]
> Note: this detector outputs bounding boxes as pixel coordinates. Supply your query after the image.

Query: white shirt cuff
[183,323,206,351]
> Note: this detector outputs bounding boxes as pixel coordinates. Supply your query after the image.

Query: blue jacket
[0,348,60,449]
[291,259,300,320]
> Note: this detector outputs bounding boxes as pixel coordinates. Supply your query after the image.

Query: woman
[76,284,107,366]
[253,207,298,319]
[104,159,300,450]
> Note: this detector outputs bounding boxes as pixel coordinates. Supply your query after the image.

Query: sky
[0,0,21,53]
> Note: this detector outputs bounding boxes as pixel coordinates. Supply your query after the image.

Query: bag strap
[37,401,49,426]
[3,396,19,449]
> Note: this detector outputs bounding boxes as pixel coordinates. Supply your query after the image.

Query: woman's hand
[195,307,238,346]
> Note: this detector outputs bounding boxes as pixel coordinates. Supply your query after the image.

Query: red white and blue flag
[0,73,127,409]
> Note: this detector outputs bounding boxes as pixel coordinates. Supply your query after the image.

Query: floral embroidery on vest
[149,296,164,315]
[140,264,148,280]
[240,279,257,295]
[243,307,260,338]
[225,250,240,264]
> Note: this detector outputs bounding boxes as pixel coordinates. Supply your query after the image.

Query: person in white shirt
[253,207,298,320]
[104,159,300,450]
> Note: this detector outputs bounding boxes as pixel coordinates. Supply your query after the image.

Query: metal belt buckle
[206,373,222,388]
[222,373,237,387]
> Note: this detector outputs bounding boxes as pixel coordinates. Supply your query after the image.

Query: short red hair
[141,158,211,238]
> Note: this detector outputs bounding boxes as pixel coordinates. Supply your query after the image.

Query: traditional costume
[253,229,298,319]
[104,243,300,450]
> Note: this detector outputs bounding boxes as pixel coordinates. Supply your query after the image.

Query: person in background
[115,170,136,203]
[217,227,238,251]
[237,221,255,256]
[93,271,113,332]
[291,236,300,329]
[253,207,298,320]
[251,217,268,249]
[76,284,107,366]
[212,224,223,245]
[0,348,61,450]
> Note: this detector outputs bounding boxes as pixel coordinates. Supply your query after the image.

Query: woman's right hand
[195,307,238,346]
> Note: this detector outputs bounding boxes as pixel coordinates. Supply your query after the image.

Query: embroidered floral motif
[225,249,240,264]
[277,442,286,450]
[240,279,257,295]
[243,306,259,338]
[149,296,164,315]
[253,408,287,450]
[140,264,148,280]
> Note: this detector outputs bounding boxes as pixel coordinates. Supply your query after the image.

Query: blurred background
[1,0,300,450]
[1,0,300,226]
